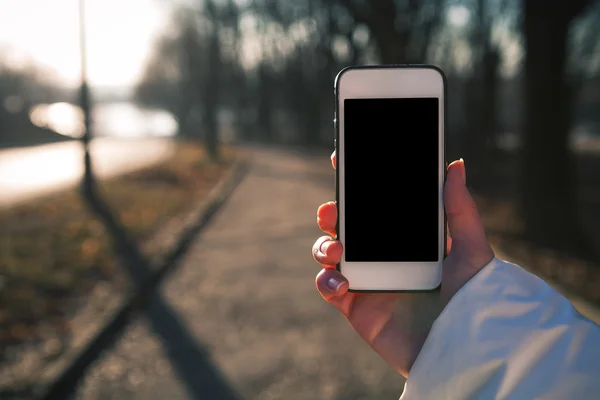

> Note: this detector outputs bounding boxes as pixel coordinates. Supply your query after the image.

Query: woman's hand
[312,152,494,377]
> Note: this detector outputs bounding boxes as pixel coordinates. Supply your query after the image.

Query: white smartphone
[334,65,446,292]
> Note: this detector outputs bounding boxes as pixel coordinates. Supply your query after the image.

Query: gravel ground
[72,146,600,400]
[75,147,405,400]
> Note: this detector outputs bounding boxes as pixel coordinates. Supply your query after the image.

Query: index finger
[331,151,336,169]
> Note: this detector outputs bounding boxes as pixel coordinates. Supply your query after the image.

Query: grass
[0,141,236,352]
[475,194,600,304]
[465,150,600,307]
[101,143,235,241]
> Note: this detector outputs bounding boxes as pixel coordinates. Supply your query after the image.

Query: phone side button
[333,118,337,147]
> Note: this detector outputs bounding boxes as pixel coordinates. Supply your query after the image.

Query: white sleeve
[400,258,600,400]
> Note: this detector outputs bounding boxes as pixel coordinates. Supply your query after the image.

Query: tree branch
[334,0,373,27]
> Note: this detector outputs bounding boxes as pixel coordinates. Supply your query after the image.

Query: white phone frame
[335,65,446,292]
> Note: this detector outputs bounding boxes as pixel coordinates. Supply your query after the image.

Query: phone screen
[343,98,439,262]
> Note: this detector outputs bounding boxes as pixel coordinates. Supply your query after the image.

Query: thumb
[444,159,488,250]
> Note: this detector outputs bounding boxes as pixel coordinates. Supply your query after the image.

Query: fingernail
[320,240,333,254]
[459,158,466,184]
[330,151,335,160]
[327,276,344,292]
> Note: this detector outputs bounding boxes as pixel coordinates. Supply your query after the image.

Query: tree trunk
[521,7,578,251]
[203,2,221,160]
[302,87,322,146]
[257,63,273,142]
[463,77,486,186]
[481,49,499,150]
[175,87,193,137]
[478,47,500,190]
[462,0,500,189]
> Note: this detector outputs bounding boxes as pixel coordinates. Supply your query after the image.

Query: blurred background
[1,0,600,399]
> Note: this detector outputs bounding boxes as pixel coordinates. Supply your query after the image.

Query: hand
[312,151,495,377]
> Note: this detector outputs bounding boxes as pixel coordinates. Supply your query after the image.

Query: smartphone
[334,65,446,292]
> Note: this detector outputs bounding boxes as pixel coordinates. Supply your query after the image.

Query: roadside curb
[145,155,251,270]
[37,155,251,400]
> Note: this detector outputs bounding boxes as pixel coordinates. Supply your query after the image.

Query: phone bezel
[334,65,447,292]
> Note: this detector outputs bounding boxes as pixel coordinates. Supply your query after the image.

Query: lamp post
[79,0,94,196]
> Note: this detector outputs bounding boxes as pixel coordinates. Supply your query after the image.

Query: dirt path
[75,147,404,400]
[74,146,600,399]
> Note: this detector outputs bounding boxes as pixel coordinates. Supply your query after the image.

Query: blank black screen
[343,98,439,262]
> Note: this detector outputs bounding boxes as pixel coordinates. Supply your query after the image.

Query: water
[0,138,175,207]
[93,102,178,138]
[0,101,178,206]
[29,102,178,139]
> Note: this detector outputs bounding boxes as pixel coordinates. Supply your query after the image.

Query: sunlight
[0,143,82,190]
[0,139,175,206]
[92,103,177,138]
[447,5,470,28]
[29,102,85,138]
[29,102,177,138]
[0,0,169,87]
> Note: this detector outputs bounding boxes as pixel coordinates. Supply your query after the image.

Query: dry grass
[0,141,236,352]
[475,194,600,304]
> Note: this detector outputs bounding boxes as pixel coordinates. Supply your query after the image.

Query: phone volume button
[333,117,337,147]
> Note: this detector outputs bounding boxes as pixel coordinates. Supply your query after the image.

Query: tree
[200,0,222,159]
[520,0,592,252]
[335,0,444,64]
[135,2,237,159]
[135,33,194,136]
[463,0,504,187]
[568,1,600,124]
[136,0,448,148]
[0,62,67,146]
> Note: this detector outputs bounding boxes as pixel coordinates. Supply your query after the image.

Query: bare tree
[201,0,221,159]
[520,0,593,252]
[463,0,505,187]
[568,1,600,123]
[136,2,236,159]
[135,33,193,136]
[335,0,443,64]
[137,0,447,147]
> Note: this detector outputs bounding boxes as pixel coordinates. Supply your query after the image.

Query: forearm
[401,258,600,400]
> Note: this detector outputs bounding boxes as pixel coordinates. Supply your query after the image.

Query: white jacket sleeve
[401,258,600,400]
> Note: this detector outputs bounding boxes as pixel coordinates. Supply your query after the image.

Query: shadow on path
[147,296,242,399]
[41,164,249,400]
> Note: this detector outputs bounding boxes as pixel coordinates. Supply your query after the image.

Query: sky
[0,0,170,88]
[0,1,520,89]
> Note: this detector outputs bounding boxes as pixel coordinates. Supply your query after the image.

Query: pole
[79,0,94,195]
